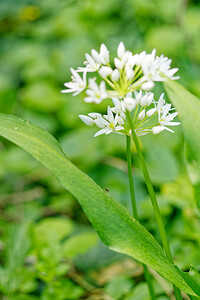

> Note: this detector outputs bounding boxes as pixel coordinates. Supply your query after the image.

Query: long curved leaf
[164,80,200,165]
[164,80,200,206]
[0,114,199,297]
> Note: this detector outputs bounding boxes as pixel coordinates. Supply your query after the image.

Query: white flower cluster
[62,42,180,137]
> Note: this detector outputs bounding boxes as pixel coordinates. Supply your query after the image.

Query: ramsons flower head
[62,42,180,138]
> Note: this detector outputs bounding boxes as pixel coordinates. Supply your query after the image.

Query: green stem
[126,135,156,300]
[126,135,138,220]
[126,111,182,300]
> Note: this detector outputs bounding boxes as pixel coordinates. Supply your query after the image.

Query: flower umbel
[62,42,180,137]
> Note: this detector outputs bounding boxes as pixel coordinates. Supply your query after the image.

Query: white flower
[93,106,124,137]
[84,78,107,104]
[84,52,101,72]
[156,102,180,133]
[61,68,87,95]
[141,49,179,82]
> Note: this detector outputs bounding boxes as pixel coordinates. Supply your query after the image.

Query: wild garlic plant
[62,42,182,300]
[0,43,199,299]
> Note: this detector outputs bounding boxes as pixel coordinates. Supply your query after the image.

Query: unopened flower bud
[111,69,120,81]
[100,43,109,64]
[124,97,136,111]
[114,58,124,70]
[117,42,126,59]
[126,68,135,81]
[140,95,148,106]
[99,66,113,78]
[138,110,146,120]
[135,90,142,104]
[146,93,154,106]
[146,108,156,117]
[141,81,155,91]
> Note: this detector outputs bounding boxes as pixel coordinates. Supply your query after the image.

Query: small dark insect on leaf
[105,188,109,192]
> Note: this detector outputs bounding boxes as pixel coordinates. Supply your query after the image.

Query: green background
[0,0,200,299]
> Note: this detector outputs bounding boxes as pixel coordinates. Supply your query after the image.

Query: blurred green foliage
[0,0,200,299]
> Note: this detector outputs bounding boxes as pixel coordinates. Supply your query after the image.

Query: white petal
[117,116,124,125]
[61,89,74,94]
[79,115,94,126]
[100,43,109,64]
[84,97,94,103]
[94,128,109,137]
[85,53,95,68]
[115,126,124,131]
[152,126,165,134]
[88,78,99,92]
[88,112,102,118]
[107,106,114,123]
[120,111,126,120]
[91,49,102,64]
[95,115,109,127]
[112,97,120,106]
[157,93,165,109]
[105,129,113,135]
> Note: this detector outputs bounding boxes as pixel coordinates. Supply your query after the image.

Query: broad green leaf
[164,80,200,166]
[164,80,200,207]
[0,113,200,297]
